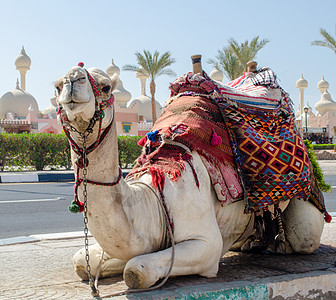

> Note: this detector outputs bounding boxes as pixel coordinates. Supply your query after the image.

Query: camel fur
[56,65,324,289]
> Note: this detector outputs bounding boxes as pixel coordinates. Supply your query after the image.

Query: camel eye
[55,87,61,96]
[102,85,111,94]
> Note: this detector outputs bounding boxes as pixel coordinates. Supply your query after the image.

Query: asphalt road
[0,182,84,239]
[0,174,335,239]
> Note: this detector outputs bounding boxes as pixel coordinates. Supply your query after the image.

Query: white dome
[0,82,39,119]
[106,59,120,77]
[41,97,57,118]
[113,79,132,108]
[296,74,308,89]
[15,46,31,70]
[317,75,329,93]
[209,66,223,82]
[129,95,162,122]
[314,91,336,115]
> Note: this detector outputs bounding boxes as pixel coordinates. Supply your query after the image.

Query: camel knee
[283,198,324,254]
[73,243,126,280]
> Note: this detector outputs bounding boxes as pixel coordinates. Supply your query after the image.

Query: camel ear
[98,73,118,100]
[54,77,63,96]
[109,73,118,92]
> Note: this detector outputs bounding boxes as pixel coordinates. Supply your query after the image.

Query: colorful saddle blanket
[130,70,315,213]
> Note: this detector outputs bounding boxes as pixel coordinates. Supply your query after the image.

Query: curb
[0,231,91,246]
[0,172,74,183]
[115,271,336,299]
[0,170,130,183]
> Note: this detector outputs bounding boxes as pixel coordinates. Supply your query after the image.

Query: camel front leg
[73,243,126,280]
[123,236,223,289]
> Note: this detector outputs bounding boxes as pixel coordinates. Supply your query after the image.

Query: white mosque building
[0,47,162,135]
[296,75,336,143]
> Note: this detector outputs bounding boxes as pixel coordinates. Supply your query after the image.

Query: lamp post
[303,105,309,140]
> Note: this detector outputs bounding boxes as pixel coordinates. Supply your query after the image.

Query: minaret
[296,74,308,118]
[136,67,149,96]
[317,76,329,94]
[15,46,31,91]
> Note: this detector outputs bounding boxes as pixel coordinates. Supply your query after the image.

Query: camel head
[55,65,117,131]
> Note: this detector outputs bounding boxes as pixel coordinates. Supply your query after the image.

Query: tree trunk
[150,79,157,124]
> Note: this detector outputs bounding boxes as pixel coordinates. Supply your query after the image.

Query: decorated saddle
[128,68,328,217]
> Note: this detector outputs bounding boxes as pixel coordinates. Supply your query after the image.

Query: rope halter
[56,62,115,120]
[56,62,120,213]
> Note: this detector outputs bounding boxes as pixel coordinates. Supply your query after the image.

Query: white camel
[55,64,324,290]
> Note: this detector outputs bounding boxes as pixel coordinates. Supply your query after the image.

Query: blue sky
[0,0,335,113]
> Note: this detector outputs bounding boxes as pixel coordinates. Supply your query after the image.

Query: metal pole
[305,110,308,140]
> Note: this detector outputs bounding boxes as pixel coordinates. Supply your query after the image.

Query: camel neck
[70,117,120,184]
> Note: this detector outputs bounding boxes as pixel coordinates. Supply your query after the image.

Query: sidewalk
[0,219,335,299]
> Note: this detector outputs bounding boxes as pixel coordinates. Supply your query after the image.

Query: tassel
[324,212,332,223]
[138,136,147,147]
[147,130,159,142]
[150,168,165,191]
[211,130,222,147]
[68,200,84,213]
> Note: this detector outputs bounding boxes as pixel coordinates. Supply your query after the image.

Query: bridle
[57,63,121,296]
[57,62,122,213]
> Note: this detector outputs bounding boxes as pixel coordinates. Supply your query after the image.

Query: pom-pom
[138,136,147,147]
[324,212,332,223]
[78,62,84,67]
[147,130,159,142]
[68,200,83,213]
[210,130,222,147]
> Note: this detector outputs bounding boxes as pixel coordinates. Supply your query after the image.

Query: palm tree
[311,27,336,54]
[208,47,242,80]
[208,36,269,81]
[123,50,176,124]
[229,36,269,72]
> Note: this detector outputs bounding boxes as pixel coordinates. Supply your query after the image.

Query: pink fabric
[200,152,243,205]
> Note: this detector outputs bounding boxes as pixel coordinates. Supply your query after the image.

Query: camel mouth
[64,100,82,111]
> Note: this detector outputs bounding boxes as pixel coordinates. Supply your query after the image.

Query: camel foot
[75,265,89,281]
[124,268,146,289]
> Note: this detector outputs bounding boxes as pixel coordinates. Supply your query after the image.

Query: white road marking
[0,197,65,204]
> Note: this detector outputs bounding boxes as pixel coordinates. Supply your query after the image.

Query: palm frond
[122,64,140,72]
[157,68,176,77]
[228,36,269,71]
[311,27,336,53]
[210,36,269,81]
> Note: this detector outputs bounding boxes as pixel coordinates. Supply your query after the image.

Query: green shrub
[0,133,28,171]
[305,140,331,192]
[0,133,142,171]
[312,144,335,150]
[117,135,142,167]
